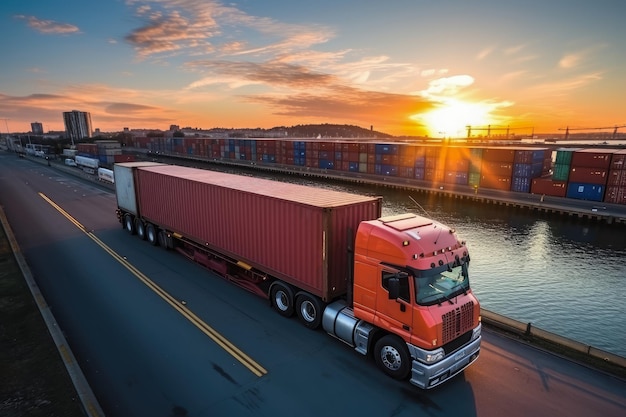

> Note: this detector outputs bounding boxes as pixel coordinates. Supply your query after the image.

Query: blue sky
[1,0,625,137]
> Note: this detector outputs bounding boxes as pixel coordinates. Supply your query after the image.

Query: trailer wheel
[135,219,146,240]
[157,230,169,249]
[295,293,324,329]
[374,335,411,380]
[270,282,294,317]
[124,214,136,235]
[146,224,159,246]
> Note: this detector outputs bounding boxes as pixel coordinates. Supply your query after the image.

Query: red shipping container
[608,170,626,187]
[445,158,470,172]
[610,150,626,170]
[568,167,608,185]
[480,174,512,191]
[604,186,626,205]
[482,148,515,163]
[571,149,616,169]
[530,178,567,197]
[481,161,513,176]
[131,165,382,301]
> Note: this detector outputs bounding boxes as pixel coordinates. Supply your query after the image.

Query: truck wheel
[270,282,294,317]
[295,293,324,329]
[374,335,411,380]
[146,224,159,246]
[157,230,169,249]
[124,214,136,235]
[135,219,146,240]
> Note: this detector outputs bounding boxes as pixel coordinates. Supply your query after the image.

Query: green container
[552,163,570,181]
[469,172,481,187]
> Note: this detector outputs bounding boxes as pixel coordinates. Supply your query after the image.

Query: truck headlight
[472,323,482,341]
[424,350,444,363]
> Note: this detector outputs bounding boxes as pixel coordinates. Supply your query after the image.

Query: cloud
[124,0,333,60]
[421,75,475,98]
[244,85,435,132]
[15,15,80,34]
[559,53,582,69]
[184,60,337,90]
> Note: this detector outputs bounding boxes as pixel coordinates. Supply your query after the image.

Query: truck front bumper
[409,328,481,389]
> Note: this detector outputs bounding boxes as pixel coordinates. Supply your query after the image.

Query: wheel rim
[274,290,289,311]
[300,300,317,322]
[380,345,402,371]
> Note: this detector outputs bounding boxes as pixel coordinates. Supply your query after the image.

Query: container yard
[114,136,626,208]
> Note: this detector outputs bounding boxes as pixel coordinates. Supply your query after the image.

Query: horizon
[1,1,625,138]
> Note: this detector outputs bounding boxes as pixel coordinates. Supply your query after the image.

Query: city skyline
[1,0,625,137]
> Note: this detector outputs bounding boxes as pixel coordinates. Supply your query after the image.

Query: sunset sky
[1,0,625,137]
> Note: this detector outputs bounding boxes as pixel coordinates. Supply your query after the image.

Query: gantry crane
[466,125,534,139]
[558,125,626,140]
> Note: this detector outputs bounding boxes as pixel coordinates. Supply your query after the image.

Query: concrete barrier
[481,308,626,369]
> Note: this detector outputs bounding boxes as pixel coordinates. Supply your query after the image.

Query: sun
[415,99,494,138]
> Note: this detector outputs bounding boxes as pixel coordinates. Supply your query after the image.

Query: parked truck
[113,162,481,389]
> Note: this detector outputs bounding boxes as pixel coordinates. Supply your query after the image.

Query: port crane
[558,125,626,140]
[466,125,534,139]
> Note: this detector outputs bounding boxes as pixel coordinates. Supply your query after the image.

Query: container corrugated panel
[571,149,616,169]
[566,182,605,202]
[552,163,570,181]
[135,165,382,300]
[610,150,626,170]
[511,176,531,193]
[568,167,608,185]
[608,170,626,187]
[530,178,567,197]
[604,186,626,204]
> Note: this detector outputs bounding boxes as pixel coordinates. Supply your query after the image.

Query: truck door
[376,268,413,340]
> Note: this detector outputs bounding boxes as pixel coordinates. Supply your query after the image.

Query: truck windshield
[415,264,469,306]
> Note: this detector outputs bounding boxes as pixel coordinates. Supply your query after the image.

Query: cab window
[382,270,410,302]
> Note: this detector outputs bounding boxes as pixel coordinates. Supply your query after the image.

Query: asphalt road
[1,152,625,417]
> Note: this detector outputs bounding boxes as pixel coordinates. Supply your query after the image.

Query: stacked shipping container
[566,149,614,202]
[605,149,626,205]
[126,136,626,206]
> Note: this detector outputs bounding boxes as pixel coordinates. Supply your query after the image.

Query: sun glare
[416,100,493,138]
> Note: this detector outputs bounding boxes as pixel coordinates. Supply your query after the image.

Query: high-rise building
[63,110,93,142]
[31,122,44,135]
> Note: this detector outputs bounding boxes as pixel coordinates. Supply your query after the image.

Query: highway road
[1,151,625,417]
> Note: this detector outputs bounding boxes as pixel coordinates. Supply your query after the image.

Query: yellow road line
[39,192,267,377]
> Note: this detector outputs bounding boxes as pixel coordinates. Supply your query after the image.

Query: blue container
[375,144,399,155]
[415,167,425,180]
[349,162,359,172]
[414,156,426,168]
[375,164,397,176]
[319,159,334,169]
[511,176,531,193]
[566,182,605,202]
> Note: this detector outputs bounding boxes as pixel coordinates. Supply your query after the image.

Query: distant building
[63,110,93,142]
[31,122,44,135]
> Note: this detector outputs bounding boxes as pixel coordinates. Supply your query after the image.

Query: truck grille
[441,301,474,345]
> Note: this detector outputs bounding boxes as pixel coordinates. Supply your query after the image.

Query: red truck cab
[350,213,481,388]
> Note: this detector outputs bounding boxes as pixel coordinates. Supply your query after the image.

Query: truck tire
[374,335,411,380]
[157,230,169,249]
[146,224,159,246]
[270,282,294,317]
[135,219,146,240]
[124,214,136,235]
[295,293,324,329]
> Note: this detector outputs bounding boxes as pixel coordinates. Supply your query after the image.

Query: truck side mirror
[387,277,400,299]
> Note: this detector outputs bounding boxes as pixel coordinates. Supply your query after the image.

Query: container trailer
[113,162,481,389]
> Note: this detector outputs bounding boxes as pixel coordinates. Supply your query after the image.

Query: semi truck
[113,162,481,389]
